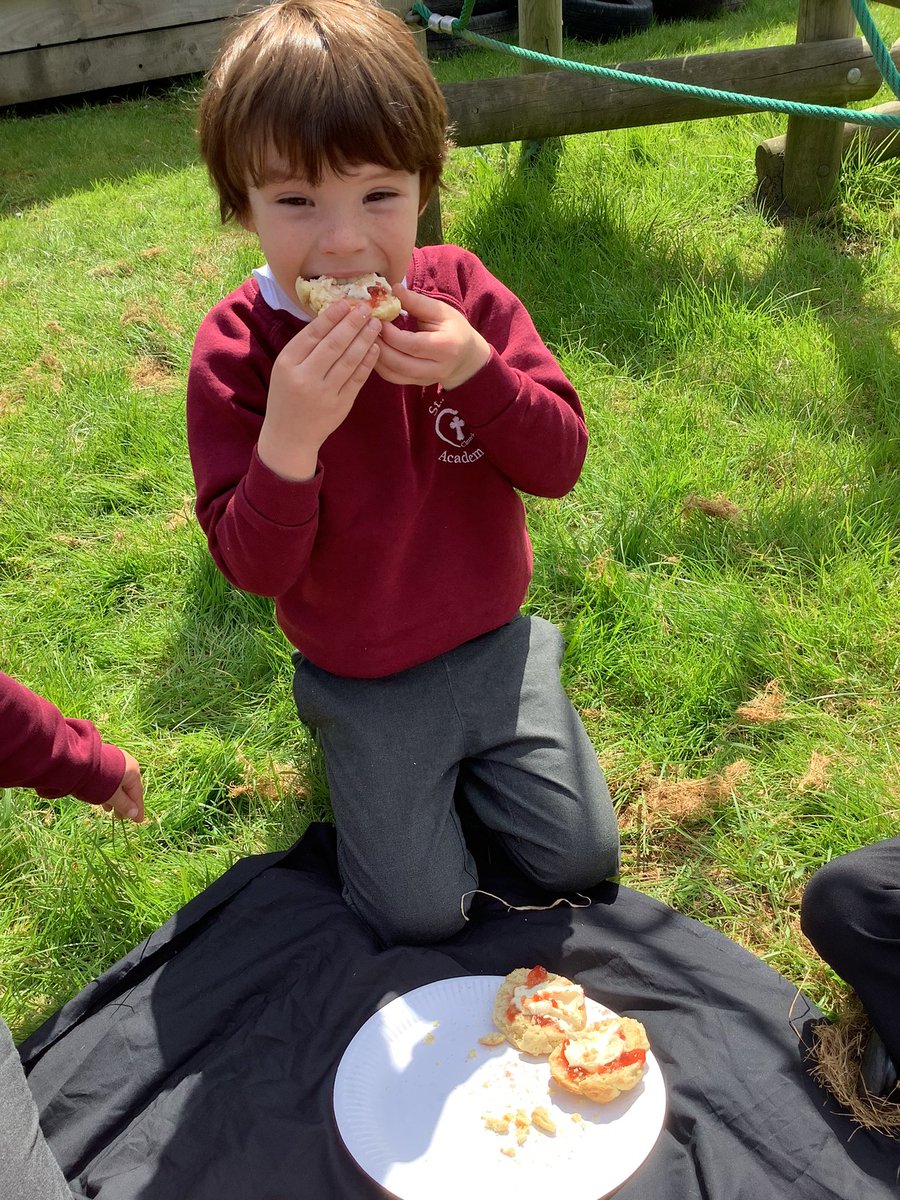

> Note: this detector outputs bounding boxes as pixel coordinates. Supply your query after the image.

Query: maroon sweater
[0,672,125,805]
[187,244,588,678]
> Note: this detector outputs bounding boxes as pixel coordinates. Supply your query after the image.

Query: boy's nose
[319,219,367,256]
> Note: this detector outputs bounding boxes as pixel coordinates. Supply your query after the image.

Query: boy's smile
[240,160,422,310]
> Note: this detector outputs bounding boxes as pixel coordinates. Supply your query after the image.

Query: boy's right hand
[101,751,145,822]
[257,302,382,481]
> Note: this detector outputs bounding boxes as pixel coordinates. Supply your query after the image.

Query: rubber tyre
[426,6,518,57]
[653,0,744,20]
[424,0,512,14]
[561,0,653,41]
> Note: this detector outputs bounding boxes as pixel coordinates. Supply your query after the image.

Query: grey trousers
[0,1017,74,1200]
[801,837,900,1068]
[293,614,620,945]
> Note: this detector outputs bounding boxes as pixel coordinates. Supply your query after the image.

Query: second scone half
[548,1016,650,1103]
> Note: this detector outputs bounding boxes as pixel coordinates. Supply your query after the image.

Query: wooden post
[518,0,563,163]
[757,99,900,209]
[518,0,563,73]
[380,0,443,243]
[781,0,856,216]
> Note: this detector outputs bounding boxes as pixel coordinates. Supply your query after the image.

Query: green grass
[1,0,899,1038]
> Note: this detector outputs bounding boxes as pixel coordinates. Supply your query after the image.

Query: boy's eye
[277,196,312,207]
[365,190,396,203]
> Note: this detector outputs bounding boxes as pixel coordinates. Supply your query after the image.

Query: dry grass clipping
[808,999,900,1138]
[796,751,832,793]
[0,389,20,416]
[682,493,741,521]
[735,680,786,724]
[165,495,195,532]
[640,760,750,828]
[228,758,307,806]
[128,356,175,390]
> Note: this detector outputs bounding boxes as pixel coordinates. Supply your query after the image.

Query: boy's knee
[526,823,620,894]
[342,882,469,947]
[800,851,873,954]
[369,903,468,948]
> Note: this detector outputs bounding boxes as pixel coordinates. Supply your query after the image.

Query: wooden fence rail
[0,0,255,107]
[442,37,897,144]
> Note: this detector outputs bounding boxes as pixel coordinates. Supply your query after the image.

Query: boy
[188,0,619,945]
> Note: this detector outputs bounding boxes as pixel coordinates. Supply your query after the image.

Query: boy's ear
[236,208,257,233]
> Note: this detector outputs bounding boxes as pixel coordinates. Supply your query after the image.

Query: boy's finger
[308,306,381,364]
[323,318,383,387]
[392,283,444,318]
[278,300,354,364]
[377,323,439,364]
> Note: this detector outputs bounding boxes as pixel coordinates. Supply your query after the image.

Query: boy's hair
[198,0,450,223]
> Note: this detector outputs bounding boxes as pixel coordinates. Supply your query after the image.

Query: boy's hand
[101,751,145,822]
[375,286,491,392]
[258,302,382,481]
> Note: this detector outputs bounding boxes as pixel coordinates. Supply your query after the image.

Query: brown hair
[198,0,450,223]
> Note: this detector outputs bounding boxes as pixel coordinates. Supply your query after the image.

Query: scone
[549,1016,650,1103]
[295,272,401,320]
[492,965,587,1056]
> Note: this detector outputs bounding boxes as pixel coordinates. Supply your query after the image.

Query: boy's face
[239,159,422,303]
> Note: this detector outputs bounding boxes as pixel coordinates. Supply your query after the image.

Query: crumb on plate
[531,1106,557,1135]
[514,1109,531,1146]
[483,1112,513,1135]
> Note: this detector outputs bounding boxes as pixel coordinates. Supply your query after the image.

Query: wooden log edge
[443,37,890,147]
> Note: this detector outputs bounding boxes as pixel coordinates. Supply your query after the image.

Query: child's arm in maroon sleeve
[0,671,126,806]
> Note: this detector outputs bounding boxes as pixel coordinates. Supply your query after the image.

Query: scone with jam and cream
[549,1016,650,1103]
[492,965,587,1056]
[295,273,401,320]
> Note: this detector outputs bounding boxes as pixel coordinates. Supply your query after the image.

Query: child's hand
[101,751,145,822]
[375,286,491,392]
[258,302,382,481]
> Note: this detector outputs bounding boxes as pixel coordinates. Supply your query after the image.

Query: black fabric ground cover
[20,823,900,1199]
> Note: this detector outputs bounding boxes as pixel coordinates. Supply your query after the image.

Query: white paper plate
[333,975,666,1200]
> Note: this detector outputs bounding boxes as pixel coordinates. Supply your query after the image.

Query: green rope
[412,0,900,129]
[455,0,477,30]
[849,0,900,100]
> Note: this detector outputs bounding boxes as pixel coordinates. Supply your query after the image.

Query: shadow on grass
[136,541,330,845]
[459,157,899,572]
[458,153,898,771]
[0,77,203,215]
[137,545,286,737]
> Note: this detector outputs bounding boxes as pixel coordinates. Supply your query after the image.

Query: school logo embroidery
[430,399,484,465]
[435,406,472,448]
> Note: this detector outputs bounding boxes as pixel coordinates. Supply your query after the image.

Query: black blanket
[20,823,900,1199]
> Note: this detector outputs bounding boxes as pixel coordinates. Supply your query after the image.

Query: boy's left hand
[375,285,491,391]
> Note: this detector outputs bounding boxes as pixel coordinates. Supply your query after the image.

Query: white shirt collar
[252,263,312,322]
